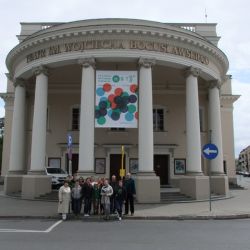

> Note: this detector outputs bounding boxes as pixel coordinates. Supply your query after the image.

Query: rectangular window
[153,108,164,131]
[72,108,80,130]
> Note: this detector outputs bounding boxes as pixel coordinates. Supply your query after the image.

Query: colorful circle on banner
[100,96,108,102]
[99,100,107,109]
[135,112,139,120]
[108,109,113,118]
[129,94,137,103]
[99,108,107,116]
[111,111,120,121]
[130,84,137,93]
[96,87,105,96]
[120,106,128,113]
[112,75,120,82]
[95,110,101,119]
[128,104,136,113]
[114,87,123,96]
[97,116,106,125]
[122,91,129,97]
[108,94,115,103]
[125,112,134,121]
[103,83,112,92]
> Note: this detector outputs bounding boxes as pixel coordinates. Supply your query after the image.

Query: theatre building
[1,19,239,202]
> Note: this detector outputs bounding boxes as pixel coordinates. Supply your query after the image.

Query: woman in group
[100,179,113,220]
[71,180,82,217]
[58,180,71,221]
[115,180,127,221]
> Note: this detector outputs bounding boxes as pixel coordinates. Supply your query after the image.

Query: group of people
[58,173,136,221]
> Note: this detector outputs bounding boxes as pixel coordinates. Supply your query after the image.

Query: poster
[95,71,138,128]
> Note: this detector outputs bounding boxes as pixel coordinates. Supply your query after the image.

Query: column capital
[32,65,49,77]
[13,78,26,88]
[138,57,156,68]
[78,57,96,68]
[185,66,201,78]
[208,80,221,89]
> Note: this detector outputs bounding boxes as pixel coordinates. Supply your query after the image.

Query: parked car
[236,170,245,175]
[243,171,250,177]
[45,167,68,188]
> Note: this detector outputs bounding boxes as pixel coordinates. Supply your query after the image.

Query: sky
[0,0,249,157]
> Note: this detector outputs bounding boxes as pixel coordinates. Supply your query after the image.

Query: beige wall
[1,65,237,187]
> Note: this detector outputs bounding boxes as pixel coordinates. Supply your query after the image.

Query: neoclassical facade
[1,19,239,202]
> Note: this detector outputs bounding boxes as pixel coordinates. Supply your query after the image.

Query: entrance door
[66,153,79,175]
[110,154,125,180]
[154,155,169,185]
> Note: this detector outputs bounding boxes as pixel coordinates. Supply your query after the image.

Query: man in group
[124,173,136,216]
[110,175,118,214]
[82,177,93,216]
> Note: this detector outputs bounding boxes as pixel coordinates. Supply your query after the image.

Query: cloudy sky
[0,0,249,157]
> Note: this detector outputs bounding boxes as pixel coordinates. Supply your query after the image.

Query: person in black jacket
[110,175,118,214]
[124,173,136,216]
[115,180,127,220]
[82,178,93,216]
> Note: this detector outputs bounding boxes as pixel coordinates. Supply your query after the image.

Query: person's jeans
[72,198,82,215]
[125,194,134,214]
[110,196,115,213]
[115,199,123,217]
[84,197,92,215]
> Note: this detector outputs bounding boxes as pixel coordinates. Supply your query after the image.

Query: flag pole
[120,145,125,178]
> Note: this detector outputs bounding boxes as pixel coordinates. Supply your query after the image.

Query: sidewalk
[0,176,250,220]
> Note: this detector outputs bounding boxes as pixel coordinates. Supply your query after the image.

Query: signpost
[202,135,219,212]
[67,134,73,176]
[120,145,125,178]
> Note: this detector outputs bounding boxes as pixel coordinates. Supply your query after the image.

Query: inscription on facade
[26,39,209,65]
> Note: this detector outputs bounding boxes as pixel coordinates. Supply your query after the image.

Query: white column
[78,58,95,174]
[186,67,202,174]
[30,66,48,173]
[8,78,26,173]
[209,81,224,174]
[138,58,155,172]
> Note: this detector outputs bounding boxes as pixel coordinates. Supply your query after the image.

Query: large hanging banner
[95,71,138,128]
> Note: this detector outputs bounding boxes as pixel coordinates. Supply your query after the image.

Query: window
[72,107,80,130]
[153,108,164,131]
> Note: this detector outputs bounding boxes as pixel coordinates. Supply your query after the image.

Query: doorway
[110,154,126,180]
[154,154,169,185]
[66,153,79,175]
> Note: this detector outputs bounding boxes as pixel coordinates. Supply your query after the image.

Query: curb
[0,214,250,220]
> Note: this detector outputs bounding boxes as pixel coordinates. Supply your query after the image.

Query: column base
[211,175,229,197]
[21,175,51,199]
[4,174,24,195]
[180,176,209,200]
[135,172,160,203]
[229,177,237,185]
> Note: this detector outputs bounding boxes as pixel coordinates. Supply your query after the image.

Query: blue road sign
[202,143,218,160]
[67,134,72,147]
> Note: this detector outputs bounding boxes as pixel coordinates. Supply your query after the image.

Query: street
[0,219,249,250]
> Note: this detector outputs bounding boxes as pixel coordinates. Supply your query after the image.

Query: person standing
[124,173,136,216]
[58,180,71,221]
[82,177,93,216]
[110,175,118,214]
[92,182,101,215]
[71,180,82,217]
[115,180,127,221]
[100,179,113,220]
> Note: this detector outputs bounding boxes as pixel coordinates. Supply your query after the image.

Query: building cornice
[6,20,229,78]
[220,94,240,103]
